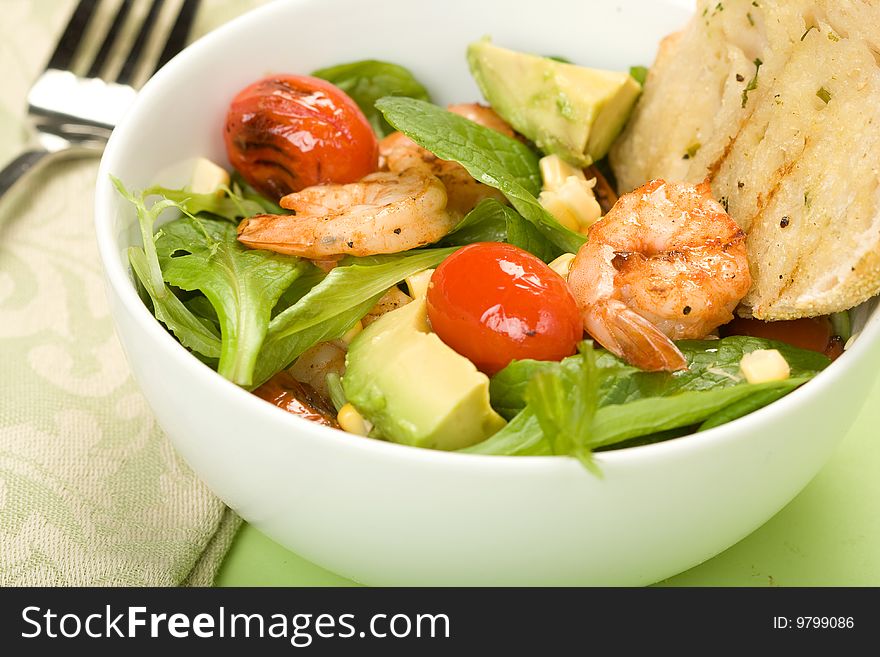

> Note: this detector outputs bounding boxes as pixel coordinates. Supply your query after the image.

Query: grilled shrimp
[379,103,512,216]
[237,162,457,258]
[567,179,751,371]
[237,104,516,258]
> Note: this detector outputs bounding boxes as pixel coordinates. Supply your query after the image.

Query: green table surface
[217,375,880,587]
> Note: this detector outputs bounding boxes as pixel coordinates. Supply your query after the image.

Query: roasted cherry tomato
[224,74,378,200]
[721,316,842,359]
[252,371,339,428]
[427,243,583,375]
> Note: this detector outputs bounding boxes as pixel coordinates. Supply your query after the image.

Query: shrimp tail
[586,299,688,372]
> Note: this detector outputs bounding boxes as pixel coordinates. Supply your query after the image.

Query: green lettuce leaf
[438,198,511,246]
[313,59,431,137]
[252,247,457,387]
[461,407,549,456]
[154,216,308,386]
[525,342,601,471]
[272,262,326,319]
[467,377,808,461]
[376,97,586,254]
[117,177,455,391]
[144,183,270,222]
[114,177,222,359]
[128,247,221,358]
[830,311,851,341]
[229,172,286,214]
[589,379,807,449]
[183,294,221,332]
[325,372,348,412]
[438,198,559,260]
[469,336,829,464]
[490,336,830,419]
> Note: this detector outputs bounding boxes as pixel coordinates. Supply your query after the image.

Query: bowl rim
[94,0,880,472]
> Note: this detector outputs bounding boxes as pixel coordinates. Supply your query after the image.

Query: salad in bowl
[96,0,880,585]
[113,37,844,468]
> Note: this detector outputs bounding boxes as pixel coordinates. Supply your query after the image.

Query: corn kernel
[739,349,791,384]
[539,175,603,232]
[557,176,602,230]
[190,157,230,196]
[405,268,435,300]
[540,154,585,191]
[338,403,372,436]
[548,253,577,280]
[538,190,581,231]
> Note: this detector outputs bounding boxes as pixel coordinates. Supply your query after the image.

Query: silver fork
[0,0,201,200]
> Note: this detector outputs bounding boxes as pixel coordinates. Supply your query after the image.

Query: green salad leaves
[115,178,455,389]
[463,337,830,465]
[376,97,587,255]
[525,342,603,472]
[439,198,559,262]
[252,248,456,387]
[313,59,431,137]
[154,217,309,386]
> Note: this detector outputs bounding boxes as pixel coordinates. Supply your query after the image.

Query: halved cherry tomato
[427,243,583,375]
[224,74,378,200]
[721,316,842,359]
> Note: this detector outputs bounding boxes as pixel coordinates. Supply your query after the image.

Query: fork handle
[0,149,57,201]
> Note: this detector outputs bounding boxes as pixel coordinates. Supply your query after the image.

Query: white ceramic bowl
[95,0,880,585]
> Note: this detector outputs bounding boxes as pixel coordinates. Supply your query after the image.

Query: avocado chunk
[467,38,641,167]
[342,297,506,450]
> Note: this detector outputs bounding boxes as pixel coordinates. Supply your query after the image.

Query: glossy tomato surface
[224,74,378,200]
[427,243,583,375]
[722,316,842,358]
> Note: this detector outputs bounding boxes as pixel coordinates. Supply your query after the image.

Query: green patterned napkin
[0,0,265,586]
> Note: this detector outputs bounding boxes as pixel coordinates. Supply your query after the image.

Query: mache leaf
[504,210,561,262]
[468,378,809,460]
[588,379,809,449]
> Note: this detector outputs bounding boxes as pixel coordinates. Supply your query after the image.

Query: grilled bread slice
[610,0,880,320]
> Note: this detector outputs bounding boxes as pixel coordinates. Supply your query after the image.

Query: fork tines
[46,0,99,72]
[47,0,201,88]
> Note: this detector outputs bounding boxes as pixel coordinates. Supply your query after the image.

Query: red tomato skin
[224,74,378,200]
[427,243,583,375]
[722,317,838,356]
